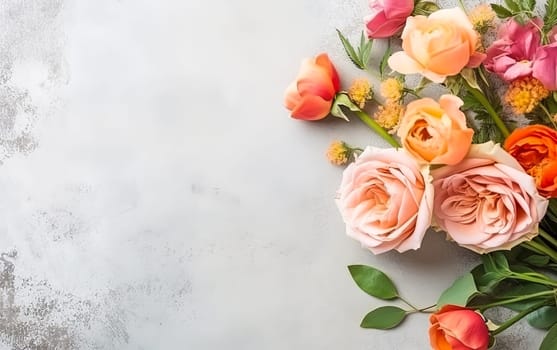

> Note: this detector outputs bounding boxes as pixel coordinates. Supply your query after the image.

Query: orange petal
[315,53,340,91]
[291,95,331,120]
[284,81,301,110]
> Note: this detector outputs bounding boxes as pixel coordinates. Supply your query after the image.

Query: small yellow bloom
[326,141,351,166]
[380,78,403,102]
[469,4,496,33]
[504,76,549,115]
[348,78,373,109]
[374,102,404,130]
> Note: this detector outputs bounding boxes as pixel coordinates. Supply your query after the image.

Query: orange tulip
[284,53,340,121]
[504,124,557,198]
[429,305,489,350]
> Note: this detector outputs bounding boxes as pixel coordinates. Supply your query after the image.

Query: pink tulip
[533,43,557,90]
[364,0,414,39]
[484,18,542,81]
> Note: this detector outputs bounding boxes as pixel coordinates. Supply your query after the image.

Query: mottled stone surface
[0,0,545,349]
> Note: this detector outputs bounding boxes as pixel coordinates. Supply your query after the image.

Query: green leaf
[460,69,481,91]
[360,306,406,329]
[379,43,392,78]
[491,4,514,18]
[522,254,551,267]
[348,265,398,300]
[330,93,360,121]
[412,1,440,16]
[527,306,557,329]
[437,273,479,307]
[356,31,373,69]
[525,0,535,11]
[540,323,557,350]
[504,0,520,12]
[336,29,364,70]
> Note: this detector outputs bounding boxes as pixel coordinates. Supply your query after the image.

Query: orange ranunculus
[397,94,474,165]
[284,53,340,121]
[504,124,557,198]
[388,7,485,83]
[429,305,490,350]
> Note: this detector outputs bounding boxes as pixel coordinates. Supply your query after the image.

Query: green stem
[466,84,510,138]
[491,299,551,336]
[477,290,556,312]
[540,228,557,250]
[539,103,557,129]
[510,271,557,288]
[399,296,419,311]
[355,110,400,148]
[457,0,467,12]
[524,240,557,265]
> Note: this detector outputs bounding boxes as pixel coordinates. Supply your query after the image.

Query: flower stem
[523,240,557,264]
[539,228,557,250]
[355,110,400,147]
[491,299,551,336]
[477,290,556,312]
[466,85,510,138]
[399,296,419,311]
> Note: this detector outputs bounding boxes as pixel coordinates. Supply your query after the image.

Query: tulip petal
[291,94,331,121]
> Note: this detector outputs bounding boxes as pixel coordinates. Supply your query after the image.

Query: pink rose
[336,147,433,254]
[484,18,542,81]
[388,8,484,83]
[431,142,548,254]
[364,0,414,39]
[533,43,557,90]
[397,95,474,165]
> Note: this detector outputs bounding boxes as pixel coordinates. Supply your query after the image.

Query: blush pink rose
[336,147,433,254]
[364,0,414,39]
[431,142,548,254]
[388,8,485,83]
[397,95,474,165]
[484,18,542,81]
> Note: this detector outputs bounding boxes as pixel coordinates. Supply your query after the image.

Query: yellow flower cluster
[326,141,350,166]
[374,102,404,130]
[468,4,496,33]
[380,78,403,102]
[504,76,549,115]
[348,78,373,109]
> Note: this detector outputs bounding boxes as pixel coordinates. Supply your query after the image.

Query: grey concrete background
[0,0,545,349]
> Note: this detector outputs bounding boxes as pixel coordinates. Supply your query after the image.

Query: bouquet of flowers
[284,0,557,349]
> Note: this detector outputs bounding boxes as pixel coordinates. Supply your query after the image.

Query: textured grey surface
[0,0,545,349]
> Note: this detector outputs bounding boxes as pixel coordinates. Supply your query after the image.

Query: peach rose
[504,124,557,198]
[284,53,340,121]
[388,8,485,83]
[432,142,548,254]
[336,146,433,254]
[429,305,490,350]
[397,95,474,165]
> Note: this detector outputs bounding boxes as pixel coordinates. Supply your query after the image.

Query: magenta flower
[364,0,414,39]
[533,43,557,90]
[484,18,542,81]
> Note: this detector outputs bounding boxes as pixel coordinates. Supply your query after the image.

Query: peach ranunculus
[504,124,557,198]
[364,0,414,39]
[397,94,474,165]
[336,146,433,254]
[284,53,341,121]
[388,7,485,83]
[431,142,548,254]
[429,305,490,350]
